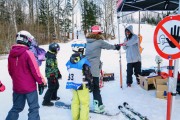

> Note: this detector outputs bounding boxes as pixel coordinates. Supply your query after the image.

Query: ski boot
[93,100,105,113]
[51,96,60,101]
[42,101,54,106]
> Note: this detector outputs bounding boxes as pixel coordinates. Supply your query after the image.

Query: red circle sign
[154,15,180,60]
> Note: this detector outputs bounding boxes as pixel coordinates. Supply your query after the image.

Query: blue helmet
[49,42,60,53]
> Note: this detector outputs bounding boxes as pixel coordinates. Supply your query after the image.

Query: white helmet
[71,40,86,55]
[16,30,34,46]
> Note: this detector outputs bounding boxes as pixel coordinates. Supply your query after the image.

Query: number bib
[66,68,85,90]
[65,57,90,90]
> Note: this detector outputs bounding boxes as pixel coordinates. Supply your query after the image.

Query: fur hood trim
[86,33,105,40]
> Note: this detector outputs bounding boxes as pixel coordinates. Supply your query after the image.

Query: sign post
[171,2,180,120]
[117,0,123,88]
[154,15,180,120]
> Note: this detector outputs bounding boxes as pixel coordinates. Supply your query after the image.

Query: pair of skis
[55,101,148,119]
[55,101,120,116]
[118,102,149,120]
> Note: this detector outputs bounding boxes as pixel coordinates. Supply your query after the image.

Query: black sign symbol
[166,25,180,48]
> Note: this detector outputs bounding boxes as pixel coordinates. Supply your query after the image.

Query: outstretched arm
[101,40,116,50]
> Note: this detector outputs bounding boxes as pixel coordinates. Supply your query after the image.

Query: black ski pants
[126,61,141,84]
[93,77,103,106]
[44,78,59,102]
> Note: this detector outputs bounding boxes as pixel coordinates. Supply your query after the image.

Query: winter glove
[114,44,121,50]
[0,81,5,92]
[38,83,44,95]
[50,73,56,84]
[57,70,62,80]
[88,79,94,93]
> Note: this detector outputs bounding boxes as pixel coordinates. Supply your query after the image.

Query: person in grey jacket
[122,25,141,87]
[85,25,120,113]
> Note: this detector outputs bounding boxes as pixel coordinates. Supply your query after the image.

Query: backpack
[30,45,46,66]
[36,46,46,61]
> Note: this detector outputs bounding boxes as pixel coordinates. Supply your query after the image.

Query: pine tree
[59,0,72,40]
[80,0,101,34]
[39,0,48,26]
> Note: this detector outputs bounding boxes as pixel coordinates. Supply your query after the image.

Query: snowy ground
[0,24,180,120]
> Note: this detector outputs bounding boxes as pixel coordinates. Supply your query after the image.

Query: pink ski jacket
[8,44,43,94]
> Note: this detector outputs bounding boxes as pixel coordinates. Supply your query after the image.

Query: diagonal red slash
[160,26,180,50]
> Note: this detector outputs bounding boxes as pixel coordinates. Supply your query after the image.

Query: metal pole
[170,1,180,119]
[171,60,179,120]
[167,1,180,120]
[166,60,173,120]
[117,13,123,88]
[138,11,140,35]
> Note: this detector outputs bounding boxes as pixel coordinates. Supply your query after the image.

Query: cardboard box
[138,75,161,90]
[154,78,168,99]
[103,73,114,81]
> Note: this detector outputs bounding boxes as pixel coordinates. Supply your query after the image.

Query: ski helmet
[91,25,103,34]
[71,40,86,55]
[49,42,60,53]
[16,30,34,47]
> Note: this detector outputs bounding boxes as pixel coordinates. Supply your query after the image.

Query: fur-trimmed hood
[86,33,105,41]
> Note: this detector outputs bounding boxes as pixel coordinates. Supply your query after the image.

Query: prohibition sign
[154,15,180,60]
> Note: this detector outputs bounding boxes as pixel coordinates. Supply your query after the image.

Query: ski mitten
[88,79,94,93]
[38,83,44,95]
[50,73,56,84]
[114,44,121,50]
[57,70,62,80]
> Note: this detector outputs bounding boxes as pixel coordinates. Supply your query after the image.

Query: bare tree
[7,0,18,33]
[28,0,34,25]
[0,0,72,53]
[98,0,117,39]
[71,0,79,39]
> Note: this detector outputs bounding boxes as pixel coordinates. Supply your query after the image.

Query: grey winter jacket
[85,33,116,77]
[123,25,141,63]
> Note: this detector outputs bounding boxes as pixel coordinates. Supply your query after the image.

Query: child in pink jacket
[6,30,46,120]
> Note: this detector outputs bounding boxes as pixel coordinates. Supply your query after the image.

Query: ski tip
[123,102,128,106]
[118,105,123,109]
